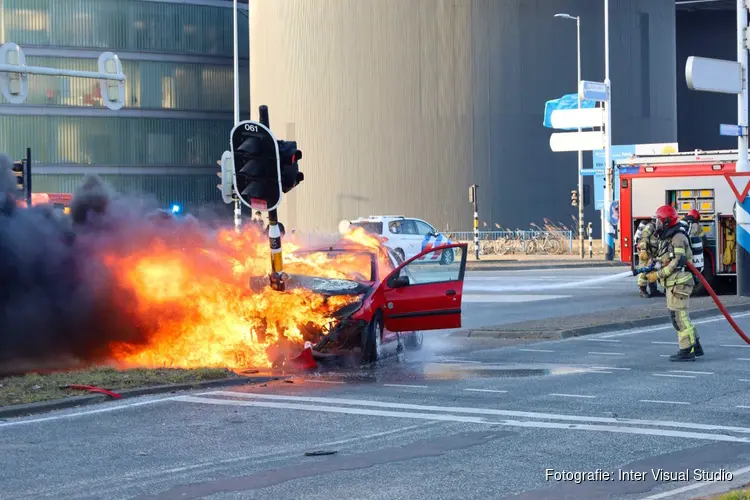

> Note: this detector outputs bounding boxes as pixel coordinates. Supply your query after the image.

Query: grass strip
[0,366,238,406]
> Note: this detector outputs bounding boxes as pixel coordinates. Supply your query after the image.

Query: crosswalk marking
[173,392,750,442]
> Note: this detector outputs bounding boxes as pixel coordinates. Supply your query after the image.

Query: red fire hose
[686,261,750,345]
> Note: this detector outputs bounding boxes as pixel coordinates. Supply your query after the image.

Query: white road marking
[658,355,670,358]
[652,341,675,345]
[462,294,569,303]
[203,392,750,435]
[586,339,621,343]
[639,400,690,405]
[668,370,713,375]
[588,370,613,374]
[382,384,428,389]
[721,344,750,348]
[640,464,750,499]
[439,359,483,364]
[463,389,508,394]
[518,348,554,353]
[738,358,750,361]
[175,396,750,443]
[306,380,346,384]
[598,312,750,338]
[549,393,596,399]
[653,374,696,379]
[590,366,631,371]
[588,351,624,356]
[736,406,750,409]
[740,379,750,382]
[0,396,178,428]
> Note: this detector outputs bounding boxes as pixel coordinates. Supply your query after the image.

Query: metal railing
[444,230,573,255]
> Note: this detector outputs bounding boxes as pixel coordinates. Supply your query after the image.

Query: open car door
[380,243,467,332]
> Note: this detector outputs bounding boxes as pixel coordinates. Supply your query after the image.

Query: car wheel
[361,313,382,364]
[404,331,423,350]
[395,248,405,261]
[439,248,454,265]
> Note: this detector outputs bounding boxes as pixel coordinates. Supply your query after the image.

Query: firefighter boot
[669,347,696,362]
[649,283,664,297]
[639,285,649,298]
[694,337,704,357]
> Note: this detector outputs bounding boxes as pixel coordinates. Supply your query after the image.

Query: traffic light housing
[570,189,578,207]
[230,120,281,211]
[12,160,23,193]
[216,150,234,204]
[277,140,303,193]
[583,184,591,206]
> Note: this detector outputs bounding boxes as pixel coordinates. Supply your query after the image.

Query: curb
[0,375,281,420]
[465,262,628,271]
[457,303,750,340]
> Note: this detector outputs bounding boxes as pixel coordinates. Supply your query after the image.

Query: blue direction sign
[579,80,609,102]
[720,124,746,137]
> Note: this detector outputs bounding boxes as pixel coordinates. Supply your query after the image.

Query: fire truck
[16,193,73,214]
[616,150,739,293]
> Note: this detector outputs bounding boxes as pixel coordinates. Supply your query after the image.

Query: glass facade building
[0,0,249,211]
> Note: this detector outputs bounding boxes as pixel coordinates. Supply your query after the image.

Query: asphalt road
[460,266,639,329]
[3,267,750,500]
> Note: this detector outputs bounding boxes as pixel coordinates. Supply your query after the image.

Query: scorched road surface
[3,309,750,499]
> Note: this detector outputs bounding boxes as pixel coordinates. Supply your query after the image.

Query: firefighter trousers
[666,280,698,351]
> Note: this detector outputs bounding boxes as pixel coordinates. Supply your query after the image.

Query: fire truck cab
[16,193,72,214]
[617,150,738,292]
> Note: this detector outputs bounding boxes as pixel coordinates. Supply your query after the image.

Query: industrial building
[0,0,249,213]
[249,0,679,233]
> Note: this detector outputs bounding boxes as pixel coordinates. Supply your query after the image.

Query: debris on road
[305,450,338,456]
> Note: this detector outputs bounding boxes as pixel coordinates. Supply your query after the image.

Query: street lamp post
[603,0,614,261]
[555,13,584,259]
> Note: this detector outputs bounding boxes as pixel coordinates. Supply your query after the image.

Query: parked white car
[339,215,455,265]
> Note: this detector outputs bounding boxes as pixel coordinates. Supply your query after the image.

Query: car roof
[352,215,405,221]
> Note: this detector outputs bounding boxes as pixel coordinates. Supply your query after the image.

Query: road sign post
[686,1,750,296]
[548,78,611,260]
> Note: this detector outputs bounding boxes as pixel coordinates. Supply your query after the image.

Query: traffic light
[12,160,23,193]
[570,189,578,207]
[230,120,281,211]
[583,184,591,206]
[216,150,234,204]
[277,140,303,193]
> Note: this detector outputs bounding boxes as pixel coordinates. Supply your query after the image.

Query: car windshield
[286,249,375,283]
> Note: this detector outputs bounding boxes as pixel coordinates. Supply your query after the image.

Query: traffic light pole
[258,105,286,292]
[24,147,31,207]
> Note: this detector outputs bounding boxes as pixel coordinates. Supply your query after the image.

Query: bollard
[587,222,593,258]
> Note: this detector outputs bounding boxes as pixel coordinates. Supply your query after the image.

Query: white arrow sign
[550,131,605,152]
[549,108,604,129]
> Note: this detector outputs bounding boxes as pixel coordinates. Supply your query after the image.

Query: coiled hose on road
[686,261,750,345]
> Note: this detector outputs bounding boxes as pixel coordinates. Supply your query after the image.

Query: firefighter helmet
[687,208,700,221]
[654,204,679,234]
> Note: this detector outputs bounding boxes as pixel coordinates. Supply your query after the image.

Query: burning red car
[269,240,468,368]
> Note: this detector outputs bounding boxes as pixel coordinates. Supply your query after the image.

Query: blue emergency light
[171,204,181,214]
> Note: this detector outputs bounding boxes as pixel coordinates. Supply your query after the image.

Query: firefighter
[683,209,705,285]
[634,218,663,298]
[645,204,704,361]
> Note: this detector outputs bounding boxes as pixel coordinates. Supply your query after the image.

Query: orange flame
[101,224,388,370]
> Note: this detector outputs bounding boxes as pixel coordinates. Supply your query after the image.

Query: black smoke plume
[0,156,232,375]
